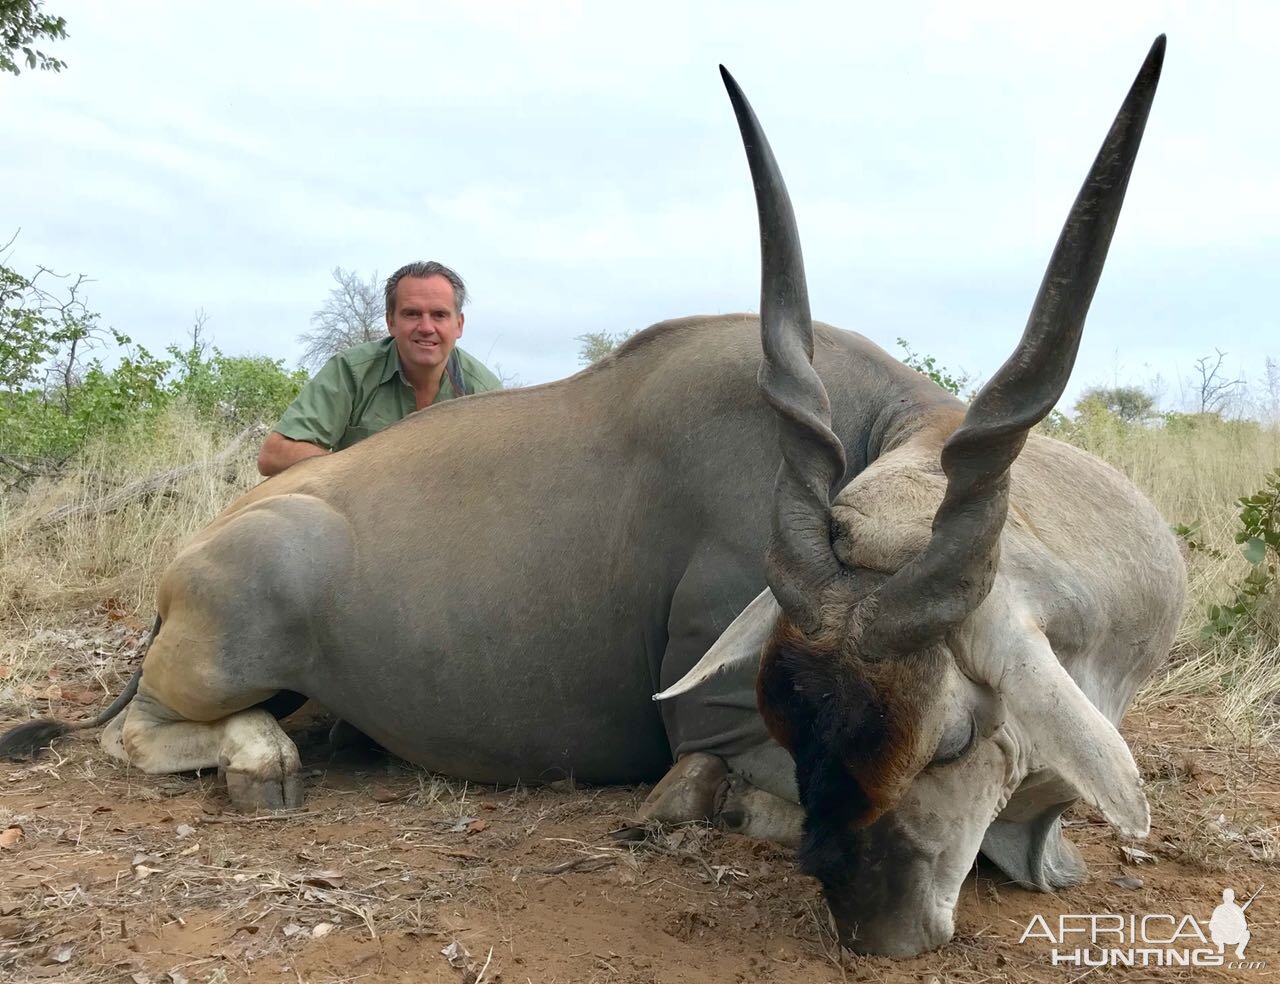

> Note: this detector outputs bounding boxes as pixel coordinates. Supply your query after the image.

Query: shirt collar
[379,336,457,399]
[379,335,406,386]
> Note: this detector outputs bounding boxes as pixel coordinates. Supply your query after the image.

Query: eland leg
[100,493,355,810]
[981,803,1088,891]
[638,753,802,847]
[103,689,302,811]
[716,772,802,847]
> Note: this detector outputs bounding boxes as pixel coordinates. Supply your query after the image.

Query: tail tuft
[0,719,73,760]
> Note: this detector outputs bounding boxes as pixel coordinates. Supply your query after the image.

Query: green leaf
[1242,537,1267,565]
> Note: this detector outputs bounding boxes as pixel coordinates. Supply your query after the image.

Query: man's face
[387,275,464,377]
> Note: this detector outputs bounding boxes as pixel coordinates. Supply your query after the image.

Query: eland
[1,37,1182,957]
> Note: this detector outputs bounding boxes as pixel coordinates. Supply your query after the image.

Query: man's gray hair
[384,261,468,315]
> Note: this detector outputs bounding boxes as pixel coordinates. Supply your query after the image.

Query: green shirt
[274,338,503,451]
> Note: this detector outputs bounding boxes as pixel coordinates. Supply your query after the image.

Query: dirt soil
[1,612,1278,983]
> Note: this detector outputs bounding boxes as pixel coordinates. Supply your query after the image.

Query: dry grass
[0,409,261,620]
[0,406,262,696]
[1059,415,1280,741]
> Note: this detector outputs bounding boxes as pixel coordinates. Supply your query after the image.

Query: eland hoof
[636,752,729,825]
[225,767,303,812]
[221,725,304,812]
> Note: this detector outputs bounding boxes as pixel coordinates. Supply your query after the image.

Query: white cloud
[0,0,1276,408]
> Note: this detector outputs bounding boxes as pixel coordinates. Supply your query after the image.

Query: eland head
[710,38,1167,955]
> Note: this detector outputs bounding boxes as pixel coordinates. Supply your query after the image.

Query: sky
[3,1,1277,411]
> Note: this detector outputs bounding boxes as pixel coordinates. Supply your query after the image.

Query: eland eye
[931,714,976,766]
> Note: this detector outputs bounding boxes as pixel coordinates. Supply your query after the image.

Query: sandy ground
[1,612,1278,983]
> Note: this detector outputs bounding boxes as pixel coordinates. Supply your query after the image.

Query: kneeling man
[259,260,502,476]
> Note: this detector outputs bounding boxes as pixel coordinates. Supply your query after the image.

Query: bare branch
[297,268,384,371]
[40,423,267,527]
[1193,348,1245,416]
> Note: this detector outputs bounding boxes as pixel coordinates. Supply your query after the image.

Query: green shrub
[2,263,308,470]
[1075,385,1154,423]
[168,342,306,427]
[895,338,969,396]
[1199,468,1279,641]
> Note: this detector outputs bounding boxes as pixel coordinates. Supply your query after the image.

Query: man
[258,261,502,476]
[1210,887,1254,960]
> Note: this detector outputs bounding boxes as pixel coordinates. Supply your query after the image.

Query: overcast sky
[3,1,1277,410]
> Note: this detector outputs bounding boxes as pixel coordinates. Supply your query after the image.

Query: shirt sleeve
[462,356,504,394]
[272,355,354,449]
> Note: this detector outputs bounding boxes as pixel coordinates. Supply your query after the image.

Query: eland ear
[654,589,781,701]
[994,620,1150,839]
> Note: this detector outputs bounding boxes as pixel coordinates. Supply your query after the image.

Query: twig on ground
[40,423,266,527]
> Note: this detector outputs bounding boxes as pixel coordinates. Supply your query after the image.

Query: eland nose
[836,904,954,958]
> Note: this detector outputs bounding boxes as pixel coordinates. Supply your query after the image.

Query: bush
[1,330,172,460]
[1199,468,1280,642]
[1075,385,1155,423]
[1,264,307,475]
[895,338,969,396]
[168,342,306,428]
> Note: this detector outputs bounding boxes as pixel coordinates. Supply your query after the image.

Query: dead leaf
[312,922,336,938]
[166,972,189,984]
[44,943,74,964]
[0,665,11,679]
[303,869,344,888]
[665,828,691,850]
[174,823,196,839]
[1120,845,1157,865]
[0,899,20,916]
[370,786,403,803]
[1111,875,1144,889]
[60,687,99,705]
[283,922,307,938]
[465,819,490,835]
[42,683,62,701]
[91,805,112,814]
[133,864,162,881]
[0,825,24,849]
[441,939,471,969]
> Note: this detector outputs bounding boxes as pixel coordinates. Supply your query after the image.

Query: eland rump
[0,39,1182,958]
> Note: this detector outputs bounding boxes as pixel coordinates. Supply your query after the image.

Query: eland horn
[721,65,847,636]
[867,36,1166,655]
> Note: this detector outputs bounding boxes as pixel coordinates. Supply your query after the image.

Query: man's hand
[258,432,330,476]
